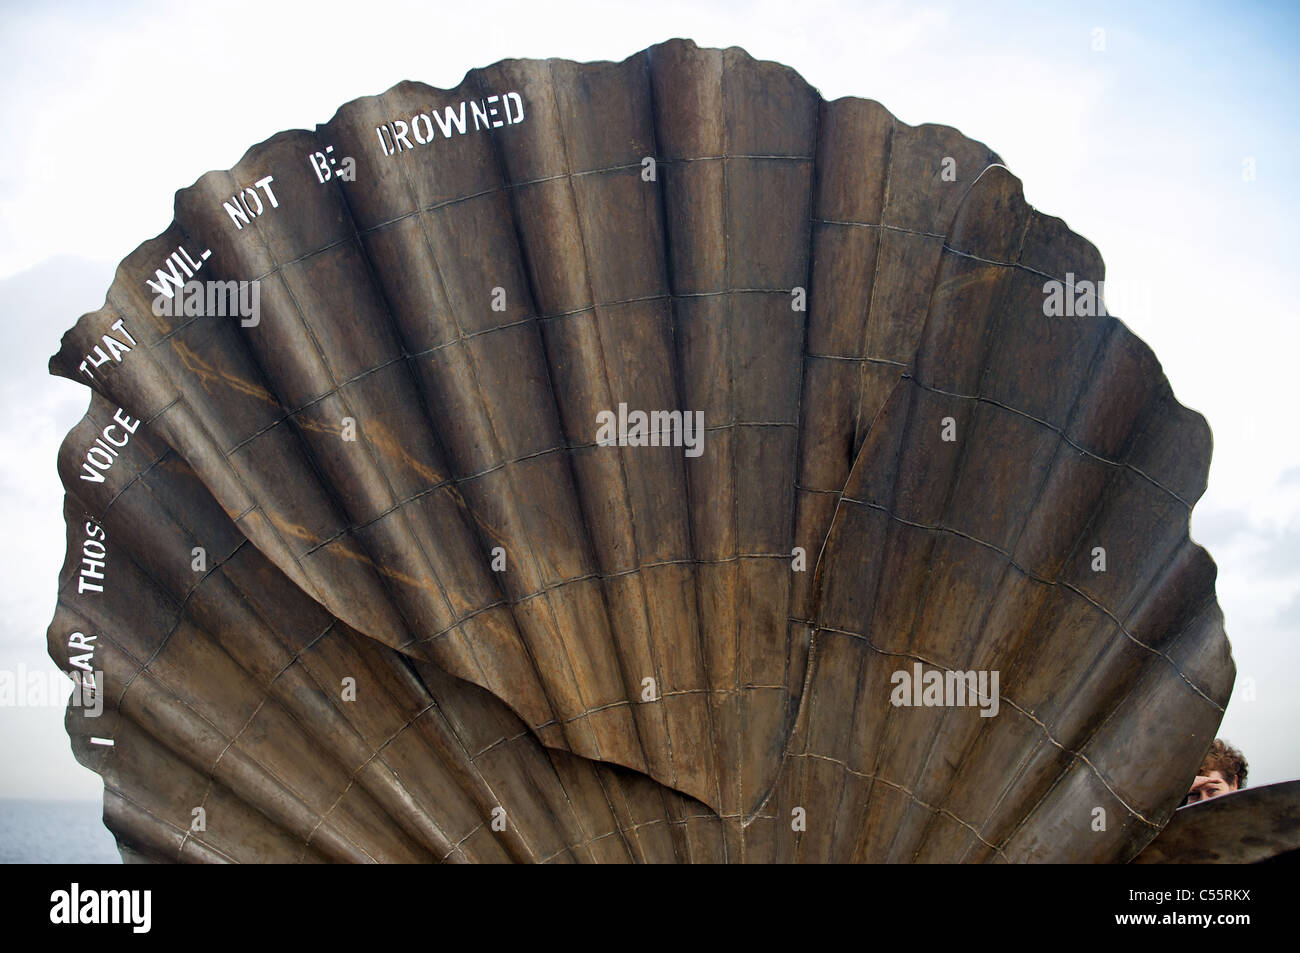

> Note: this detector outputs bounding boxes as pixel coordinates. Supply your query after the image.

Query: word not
[0,663,102,717]
[146,244,213,299]
[78,407,141,483]
[375,92,525,156]
[222,175,280,230]
[595,403,704,458]
[77,320,136,381]
[1042,273,1108,317]
[889,663,1000,717]
[77,521,106,594]
[50,884,151,934]
[151,279,260,327]
[309,145,356,183]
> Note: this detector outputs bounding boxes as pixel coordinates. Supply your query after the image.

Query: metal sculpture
[47,39,1233,862]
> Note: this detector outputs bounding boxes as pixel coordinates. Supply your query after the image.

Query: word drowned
[376,91,526,156]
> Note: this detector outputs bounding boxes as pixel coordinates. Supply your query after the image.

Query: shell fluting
[47,39,1232,863]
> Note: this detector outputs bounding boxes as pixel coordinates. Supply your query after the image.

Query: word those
[77,521,107,594]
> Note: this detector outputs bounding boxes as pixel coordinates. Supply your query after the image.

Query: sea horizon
[0,797,123,864]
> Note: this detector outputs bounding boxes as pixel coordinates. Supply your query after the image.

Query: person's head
[1185,739,1248,805]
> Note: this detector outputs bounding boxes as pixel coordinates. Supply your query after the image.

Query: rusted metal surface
[47,39,1232,862]
[1133,781,1300,864]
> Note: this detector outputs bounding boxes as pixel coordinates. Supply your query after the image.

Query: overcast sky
[1,0,1296,812]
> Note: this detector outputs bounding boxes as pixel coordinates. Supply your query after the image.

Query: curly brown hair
[1200,738,1248,789]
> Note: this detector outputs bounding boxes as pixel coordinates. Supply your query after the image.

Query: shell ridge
[319,80,593,769]
[789,168,1025,861]
[880,176,1039,863]
[53,397,722,858]
[645,43,732,826]
[52,399,447,862]
[365,75,619,769]
[491,54,686,807]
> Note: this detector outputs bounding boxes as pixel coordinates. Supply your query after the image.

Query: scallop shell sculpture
[47,39,1234,863]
